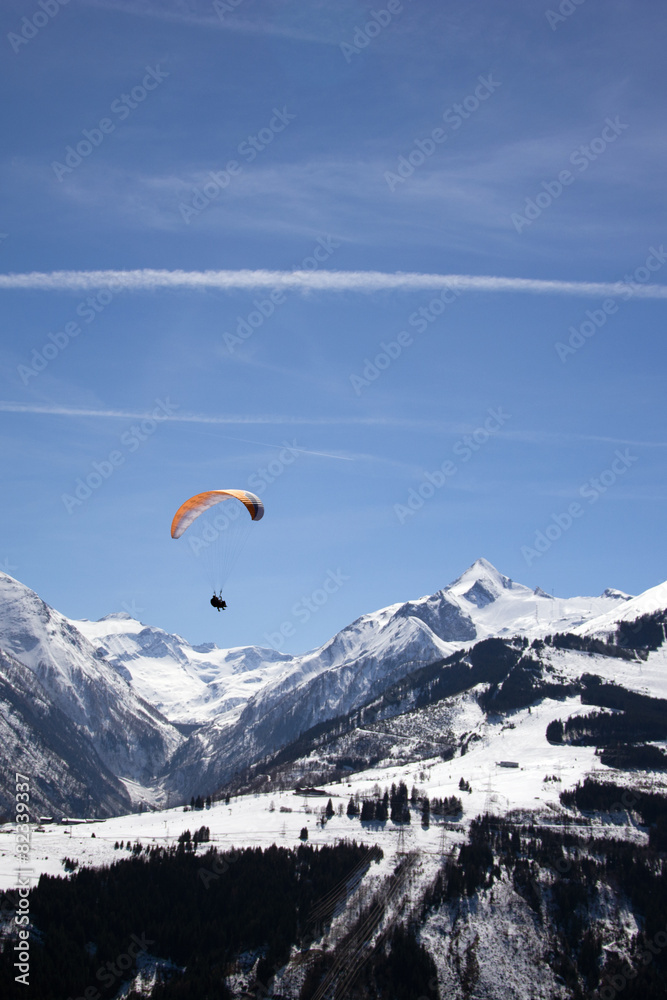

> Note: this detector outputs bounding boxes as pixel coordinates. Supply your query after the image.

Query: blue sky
[1,0,665,652]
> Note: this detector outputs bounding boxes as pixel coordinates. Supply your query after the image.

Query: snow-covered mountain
[156,561,638,798]
[0,645,133,817]
[0,559,659,814]
[74,612,293,726]
[71,559,631,729]
[0,572,183,816]
[2,561,665,1000]
[575,577,667,639]
[442,557,632,636]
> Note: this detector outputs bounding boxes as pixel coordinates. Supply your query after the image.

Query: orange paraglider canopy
[170,490,264,539]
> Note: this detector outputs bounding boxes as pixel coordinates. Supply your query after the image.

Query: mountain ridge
[0,559,660,814]
[70,557,633,727]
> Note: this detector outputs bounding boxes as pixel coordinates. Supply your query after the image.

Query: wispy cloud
[0,402,455,439]
[21,132,660,250]
[3,402,666,453]
[2,268,667,299]
[0,401,358,458]
[81,0,342,44]
[0,401,369,424]
[502,429,667,449]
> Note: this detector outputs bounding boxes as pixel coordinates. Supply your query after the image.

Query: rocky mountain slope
[0,572,183,816]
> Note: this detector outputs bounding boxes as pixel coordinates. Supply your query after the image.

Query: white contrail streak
[0,268,666,299]
[0,401,378,424]
[2,401,665,450]
[0,402,358,459]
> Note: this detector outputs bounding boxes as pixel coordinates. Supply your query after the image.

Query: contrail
[2,401,665,451]
[0,402,358,459]
[0,401,376,424]
[1,268,666,299]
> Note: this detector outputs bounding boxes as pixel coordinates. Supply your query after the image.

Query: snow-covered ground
[546,642,667,699]
[343,696,609,819]
[421,876,568,1000]
[1,690,658,891]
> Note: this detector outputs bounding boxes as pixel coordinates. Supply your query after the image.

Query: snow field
[2,690,658,891]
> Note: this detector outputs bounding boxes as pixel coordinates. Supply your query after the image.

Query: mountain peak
[446,558,518,604]
[443,558,527,612]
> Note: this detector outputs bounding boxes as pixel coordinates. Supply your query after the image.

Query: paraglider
[171,489,264,609]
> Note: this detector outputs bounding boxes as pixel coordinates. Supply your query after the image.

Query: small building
[497,761,520,768]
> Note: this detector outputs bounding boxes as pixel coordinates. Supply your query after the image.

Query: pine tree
[360,800,375,821]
